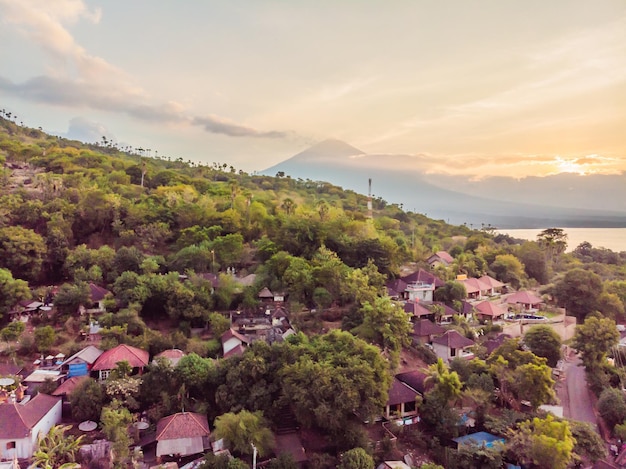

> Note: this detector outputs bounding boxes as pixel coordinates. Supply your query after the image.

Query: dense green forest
[2,114,626,469]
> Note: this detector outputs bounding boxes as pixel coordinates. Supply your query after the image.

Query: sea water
[497,228,626,253]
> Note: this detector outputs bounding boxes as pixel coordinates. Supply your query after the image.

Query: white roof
[62,345,104,366]
[23,369,62,383]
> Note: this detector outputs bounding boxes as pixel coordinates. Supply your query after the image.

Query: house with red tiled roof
[385,377,420,421]
[51,376,89,401]
[156,412,210,458]
[88,283,111,312]
[403,301,433,319]
[221,329,251,358]
[153,349,185,367]
[427,251,454,268]
[478,275,505,296]
[387,269,445,301]
[411,319,445,345]
[395,370,431,395]
[0,393,62,460]
[460,277,491,300]
[506,291,543,311]
[474,301,506,322]
[432,330,475,363]
[91,344,149,381]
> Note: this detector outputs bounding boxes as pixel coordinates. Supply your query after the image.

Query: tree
[69,378,105,421]
[554,269,603,320]
[0,267,31,320]
[32,425,83,469]
[426,358,462,404]
[523,325,561,367]
[571,316,619,368]
[34,326,56,353]
[338,448,374,469]
[490,254,525,289]
[100,401,134,465]
[0,321,25,341]
[537,228,568,265]
[517,242,549,284]
[433,280,467,305]
[0,225,47,281]
[208,312,230,338]
[569,420,606,465]
[507,414,574,469]
[53,282,90,315]
[597,387,626,431]
[353,296,412,367]
[282,331,391,434]
[213,410,274,457]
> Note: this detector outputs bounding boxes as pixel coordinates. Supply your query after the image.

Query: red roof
[156,412,210,441]
[428,251,454,264]
[404,302,432,317]
[221,328,250,345]
[395,370,430,394]
[387,378,419,406]
[0,393,61,438]
[432,330,475,349]
[461,278,491,295]
[478,275,505,289]
[52,376,89,396]
[400,269,445,288]
[475,301,505,318]
[506,291,543,306]
[89,283,110,302]
[412,319,446,337]
[91,344,149,371]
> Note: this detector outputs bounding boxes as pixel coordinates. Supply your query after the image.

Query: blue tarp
[68,362,88,377]
[453,431,505,448]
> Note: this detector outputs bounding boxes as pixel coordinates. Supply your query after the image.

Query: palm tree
[32,425,83,469]
[281,198,295,215]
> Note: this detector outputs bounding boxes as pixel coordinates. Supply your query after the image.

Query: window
[100,370,110,380]
[6,441,16,450]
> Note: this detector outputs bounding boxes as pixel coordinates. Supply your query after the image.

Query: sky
[1,0,625,178]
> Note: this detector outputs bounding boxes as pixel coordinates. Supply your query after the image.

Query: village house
[432,330,475,362]
[91,344,149,381]
[410,319,445,345]
[0,393,62,460]
[384,377,420,421]
[59,345,103,378]
[155,411,211,460]
[426,251,454,268]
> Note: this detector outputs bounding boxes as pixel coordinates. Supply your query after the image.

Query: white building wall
[222,337,242,355]
[156,437,203,457]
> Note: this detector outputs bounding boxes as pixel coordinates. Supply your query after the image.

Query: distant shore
[498,227,626,253]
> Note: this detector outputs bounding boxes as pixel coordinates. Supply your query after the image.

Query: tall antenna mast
[367,178,373,219]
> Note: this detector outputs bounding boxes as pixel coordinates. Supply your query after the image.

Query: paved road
[560,355,597,426]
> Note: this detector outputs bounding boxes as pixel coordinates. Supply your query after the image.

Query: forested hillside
[2,115,626,468]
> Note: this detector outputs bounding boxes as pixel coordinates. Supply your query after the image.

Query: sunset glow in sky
[1,0,625,178]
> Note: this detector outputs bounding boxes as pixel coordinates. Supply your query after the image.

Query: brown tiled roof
[0,393,61,438]
[432,330,475,349]
[91,344,149,371]
[386,279,408,297]
[156,412,210,441]
[51,376,89,396]
[395,370,430,394]
[258,287,273,298]
[400,269,445,288]
[89,283,111,302]
[155,349,185,366]
[412,319,445,337]
[403,302,432,317]
[387,378,419,406]
[0,363,23,376]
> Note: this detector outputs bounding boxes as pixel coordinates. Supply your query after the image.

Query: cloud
[0,0,293,140]
[61,116,115,143]
[192,116,292,139]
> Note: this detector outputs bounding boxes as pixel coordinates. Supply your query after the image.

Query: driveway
[558,354,597,426]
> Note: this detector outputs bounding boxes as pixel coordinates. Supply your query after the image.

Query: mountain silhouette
[262,140,626,228]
